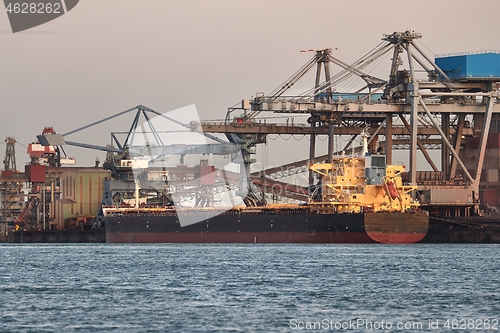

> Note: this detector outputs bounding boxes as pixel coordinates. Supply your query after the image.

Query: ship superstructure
[305,129,420,214]
[310,154,417,213]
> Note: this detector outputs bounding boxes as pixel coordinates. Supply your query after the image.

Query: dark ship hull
[104,208,429,244]
[422,216,500,243]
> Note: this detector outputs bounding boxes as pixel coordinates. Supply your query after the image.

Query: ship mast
[361,129,369,156]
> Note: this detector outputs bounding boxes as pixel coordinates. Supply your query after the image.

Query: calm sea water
[1,244,499,333]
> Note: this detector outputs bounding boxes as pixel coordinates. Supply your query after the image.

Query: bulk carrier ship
[103,144,429,244]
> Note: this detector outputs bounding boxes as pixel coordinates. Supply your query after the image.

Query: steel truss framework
[204,31,500,209]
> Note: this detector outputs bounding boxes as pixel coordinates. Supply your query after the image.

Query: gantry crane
[36,105,259,209]
[204,31,500,215]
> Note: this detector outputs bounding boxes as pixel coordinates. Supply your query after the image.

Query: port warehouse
[2,31,500,241]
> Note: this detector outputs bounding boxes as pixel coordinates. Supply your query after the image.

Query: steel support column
[472,96,495,199]
[314,61,322,98]
[308,122,317,194]
[449,114,466,179]
[409,82,419,185]
[327,123,334,163]
[407,43,418,186]
[323,50,333,100]
[441,113,450,178]
[385,114,392,164]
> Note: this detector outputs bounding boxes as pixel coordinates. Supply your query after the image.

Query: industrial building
[52,168,110,230]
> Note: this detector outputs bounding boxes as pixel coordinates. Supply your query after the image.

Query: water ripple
[0,244,499,332]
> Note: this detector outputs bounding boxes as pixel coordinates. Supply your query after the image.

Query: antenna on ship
[361,128,369,156]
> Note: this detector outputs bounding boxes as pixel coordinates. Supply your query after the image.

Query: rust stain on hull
[364,212,429,243]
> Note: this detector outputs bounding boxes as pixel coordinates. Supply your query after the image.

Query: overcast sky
[1,0,499,169]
